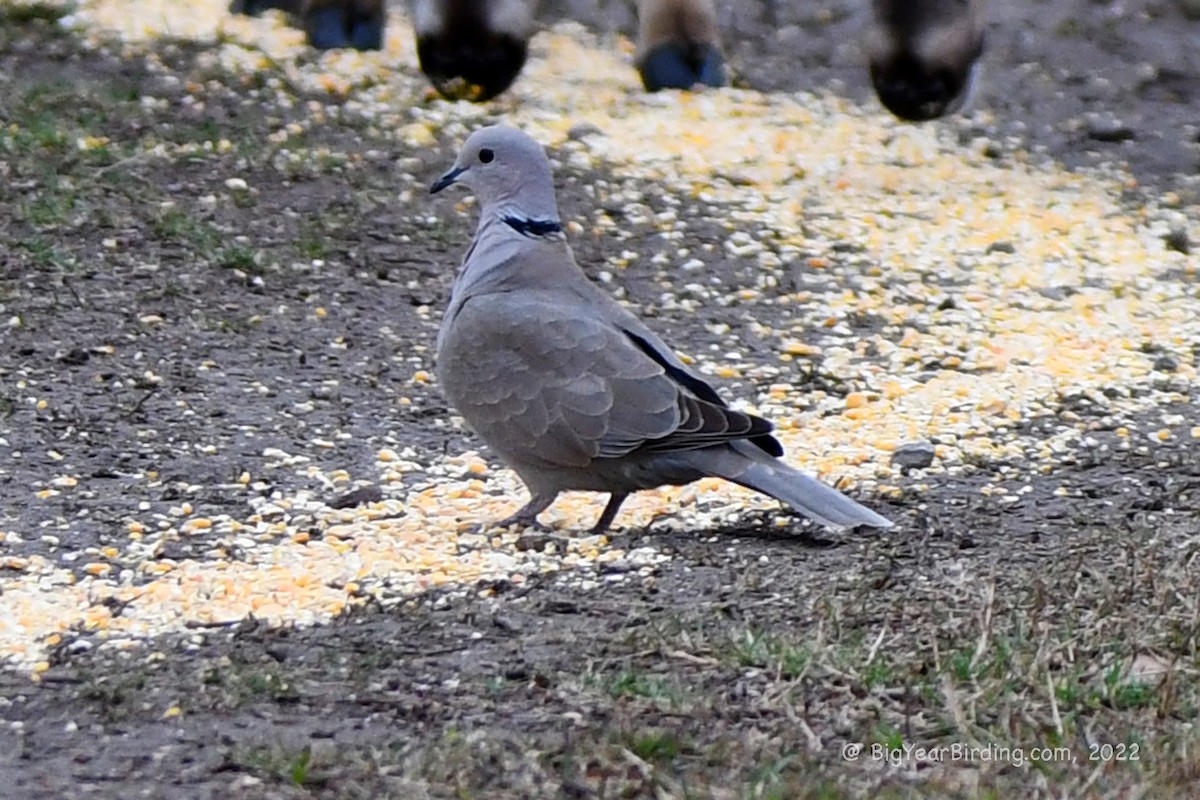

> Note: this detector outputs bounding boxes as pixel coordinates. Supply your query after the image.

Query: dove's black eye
[478,148,495,164]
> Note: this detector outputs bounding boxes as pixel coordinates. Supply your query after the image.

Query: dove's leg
[493,493,556,531]
[590,493,630,534]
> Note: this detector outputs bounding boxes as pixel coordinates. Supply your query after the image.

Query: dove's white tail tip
[734,462,895,530]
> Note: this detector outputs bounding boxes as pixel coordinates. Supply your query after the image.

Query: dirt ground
[2,1,1200,798]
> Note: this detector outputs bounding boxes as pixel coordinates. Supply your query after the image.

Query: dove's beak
[430,165,466,194]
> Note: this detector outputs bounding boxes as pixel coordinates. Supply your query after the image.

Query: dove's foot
[638,44,725,92]
[487,493,556,532]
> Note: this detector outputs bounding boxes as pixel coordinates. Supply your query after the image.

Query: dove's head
[430,125,560,223]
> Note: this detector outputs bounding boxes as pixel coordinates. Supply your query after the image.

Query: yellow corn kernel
[845,392,869,409]
[781,341,821,357]
[181,518,213,534]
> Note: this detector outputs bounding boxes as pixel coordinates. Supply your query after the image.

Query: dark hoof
[307,5,350,49]
[349,18,384,51]
[305,3,385,51]
[870,60,974,121]
[638,43,725,92]
[416,35,528,102]
[230,0,294,16]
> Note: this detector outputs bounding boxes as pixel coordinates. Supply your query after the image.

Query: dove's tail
[730,461,894,530]
[689,444,894,530]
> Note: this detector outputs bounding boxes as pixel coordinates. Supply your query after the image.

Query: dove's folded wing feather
[439,295,778,469]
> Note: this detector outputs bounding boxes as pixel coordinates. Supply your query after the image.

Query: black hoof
[870,59,973,121]
[305,2,385,51]
[230,0,295,16]
[416,35,528,102]
[638,43,725,92]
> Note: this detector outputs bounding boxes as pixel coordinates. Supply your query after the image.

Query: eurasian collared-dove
[635,0,726,91]
[230,0,385,51]
[430,125,893,533]
[413,0,534,102]
[866,0,985,121]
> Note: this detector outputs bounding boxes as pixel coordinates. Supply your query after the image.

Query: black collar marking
[504,216,563,237]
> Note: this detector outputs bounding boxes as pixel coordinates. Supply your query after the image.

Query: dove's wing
[438,291,778,470]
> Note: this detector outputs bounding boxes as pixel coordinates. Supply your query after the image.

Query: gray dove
[430,125,894,533]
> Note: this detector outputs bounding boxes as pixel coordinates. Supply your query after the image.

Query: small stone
[891,441,936,469]
[514,532,569,552]
[1163,227,1190,255]
[599,559,637,575]
[986,241,1016,254]
[1153,355,1178,372]
[567,123,603,141]
[1085,113,1134,142]
[329,485,383,509]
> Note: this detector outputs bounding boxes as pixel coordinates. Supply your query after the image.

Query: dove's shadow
[634,508,844,549]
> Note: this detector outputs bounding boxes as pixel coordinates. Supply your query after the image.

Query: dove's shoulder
[439,289,613,364]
